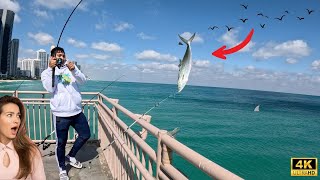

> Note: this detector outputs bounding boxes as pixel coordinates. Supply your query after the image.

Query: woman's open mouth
[11,126,18,135]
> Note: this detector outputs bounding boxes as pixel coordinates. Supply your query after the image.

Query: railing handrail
[0,90,99,95]
[98,101,188,179]
[98,93,243,179]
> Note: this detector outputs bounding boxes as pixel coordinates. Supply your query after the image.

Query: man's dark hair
[51,46,65,57]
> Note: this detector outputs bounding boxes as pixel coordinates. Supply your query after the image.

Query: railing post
[13,90,18,97]
[137,114,151,140]
[110,98,119,122]
[161,143,172,165]
[156,130,167,180]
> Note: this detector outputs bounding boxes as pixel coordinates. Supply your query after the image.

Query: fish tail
[178,33,196,45]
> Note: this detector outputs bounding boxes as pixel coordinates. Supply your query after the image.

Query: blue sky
[2,0,320,95]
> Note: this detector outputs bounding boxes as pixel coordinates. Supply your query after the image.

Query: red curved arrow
[212,28,254,60]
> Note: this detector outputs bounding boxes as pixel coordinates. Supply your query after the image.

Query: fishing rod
[38,0,84,148]
[52,0,83,88]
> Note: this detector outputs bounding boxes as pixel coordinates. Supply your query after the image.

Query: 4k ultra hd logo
[291,158,318,176]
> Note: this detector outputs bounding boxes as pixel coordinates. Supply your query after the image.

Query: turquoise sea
[0,80,319,180]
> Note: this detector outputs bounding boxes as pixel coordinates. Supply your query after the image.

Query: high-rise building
[0,9,15,75]
[20,58,40,78]
[9,38,19,76]
[37,49,48,73]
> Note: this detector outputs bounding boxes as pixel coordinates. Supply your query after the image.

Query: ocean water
[0,80,319,179]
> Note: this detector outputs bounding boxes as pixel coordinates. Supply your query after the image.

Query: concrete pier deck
[40,142,113,180]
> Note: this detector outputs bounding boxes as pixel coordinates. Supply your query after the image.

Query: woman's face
[0,103,21,144]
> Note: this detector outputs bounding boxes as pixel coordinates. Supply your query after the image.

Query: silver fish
[177,33,196,93]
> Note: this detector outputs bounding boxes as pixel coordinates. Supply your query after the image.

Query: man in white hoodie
[41,47,90,180]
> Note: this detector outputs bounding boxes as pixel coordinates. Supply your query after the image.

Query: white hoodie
[41,61,86,117]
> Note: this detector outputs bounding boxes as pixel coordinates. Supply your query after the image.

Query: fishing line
[11,80,25,96]
[85,90,179,165]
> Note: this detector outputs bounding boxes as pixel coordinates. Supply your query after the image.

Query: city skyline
[1,0,320,96]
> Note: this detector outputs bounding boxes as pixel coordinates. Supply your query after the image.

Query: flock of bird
[207,4,316,32]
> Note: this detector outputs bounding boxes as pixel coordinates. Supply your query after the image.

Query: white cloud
[67,38,87,48]
[138,63,179,72]
[311,76,320,83]
[18,48,37,59]
[75,54,89,59]
[114,22,133,32]
[218,30,255,52]
[75,53,110,60]
[14,14,21,23]
[142,69,154,73]
[311,60,320,70]
[79,61,320,96]
[0,0,20,13]
[252,40,311,60]
[91,42,122,52]
[286,58,298,64]
[34,0,88,10]
[219,30,238,46]
[0,0,21,23]
[33,9,51,19]
[193,60,210,68]
[28,32,54,45]
[246,65,255,71]
[180,32,203,43]
[135,50,178,62]
[94,11,108,30]
[137,32,156,40]
[95,23,106,30]
[92,54,110,60]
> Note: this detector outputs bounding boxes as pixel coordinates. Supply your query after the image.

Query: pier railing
[0,90,243,180]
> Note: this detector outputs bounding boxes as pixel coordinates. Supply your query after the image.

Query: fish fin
[189,33,196,42]
[178,34,188,44]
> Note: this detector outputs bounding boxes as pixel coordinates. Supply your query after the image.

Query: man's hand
[67,61,75,71]
[49,57,57,68]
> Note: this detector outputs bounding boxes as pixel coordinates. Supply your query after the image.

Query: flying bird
[306,9,314,14]
[226,25,234,31]
[257,13,264,16]
[297,16,304,20]
[208,26,219,30]
[240,4,248,9]
[240,18,248,23]
[257,13,269,18]
[275,15,285,21]
[260,24,266,28]
[178,42,183,45]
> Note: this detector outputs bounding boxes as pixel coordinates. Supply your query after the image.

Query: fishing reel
[56,58,63,69]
